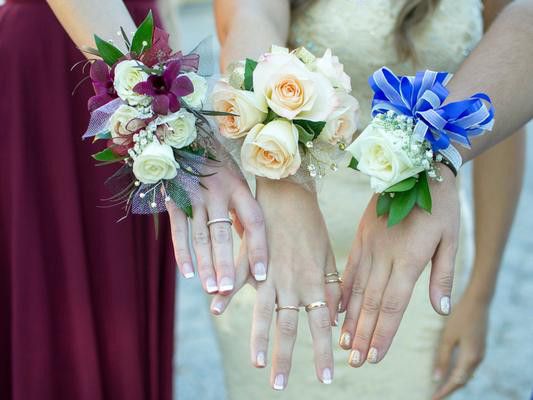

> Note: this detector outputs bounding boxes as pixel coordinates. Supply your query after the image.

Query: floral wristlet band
[211,45,360,186]
[80,11,224,220]
[347,67,495,227]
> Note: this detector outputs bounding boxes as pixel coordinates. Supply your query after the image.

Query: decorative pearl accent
[139,192,145,198]
[150,202,157,208]
[134,181,140,187]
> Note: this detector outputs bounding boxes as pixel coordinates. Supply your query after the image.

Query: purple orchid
[133,60,194,115]
[88,60,117,112]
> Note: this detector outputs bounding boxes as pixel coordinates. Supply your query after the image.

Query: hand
[166,160,267,295]
[339,165,460,366]
[211,179,341,389]
[432,290,489,399]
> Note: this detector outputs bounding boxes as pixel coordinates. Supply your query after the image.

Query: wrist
[462,283,494,307]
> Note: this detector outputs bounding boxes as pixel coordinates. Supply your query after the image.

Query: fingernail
[433,369,443,383]
[322,368,332,384]
[256,352,266,368]
[182,263,194,279]
[440,296,451,315]
[206,278,218,293]
[219,277,234,292]
[273,374,285,390]
[340,332,352,349]
[367,347,378,363]
[254,262,267,281]
[332,316,338,327]
[211,302,224,315]
[338,303,345,313]
[348,349,361,367]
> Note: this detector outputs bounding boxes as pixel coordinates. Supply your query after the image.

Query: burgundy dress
[0,1,176,399]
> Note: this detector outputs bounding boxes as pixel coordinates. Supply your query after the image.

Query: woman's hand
[432,290,490,399]
[211,179,341,389]
[166,161,268,295]
[339,165,460,365]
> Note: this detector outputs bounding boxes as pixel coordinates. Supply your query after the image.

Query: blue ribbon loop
[369,67,494,151]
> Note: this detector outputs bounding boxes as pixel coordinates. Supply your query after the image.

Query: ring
[305,301,327,312]
[324,272,339,278]
[276,305,300,312]
[206,217,233,227]
[325,277,343,284]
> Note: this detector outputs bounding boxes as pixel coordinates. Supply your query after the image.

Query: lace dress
[214,1,482,398]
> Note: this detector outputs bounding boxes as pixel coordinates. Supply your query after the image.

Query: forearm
[469,129,525,303]
[446,0,533,162]
[47,0,136,53]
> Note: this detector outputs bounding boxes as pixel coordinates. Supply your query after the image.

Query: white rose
[114,60,150,105]
[313,49,352,92]
[253,52,335,121]
[181,72,208,108]
[212,82,268,139]
[132,141,179,184]
[346,121,424,192]
[320,92,360,145]
[241,119,301,179]
[109,104,146,146]
[156,109,197,148]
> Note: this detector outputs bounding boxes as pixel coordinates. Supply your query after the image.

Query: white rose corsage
[80,11,226,220]
[347,67,495,227]
[211,45,360,183]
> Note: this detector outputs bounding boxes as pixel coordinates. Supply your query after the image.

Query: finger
[366,264,417,363]
[210,240,253,315]
[271,291,300,391]
[229,209,244,238]
[433,334,456,384]
[250,283,275,369]
[433,351,477,400]
[232,189,268,282]
[167,200,194,279]
[339,249,371,351]
[430,236,458,316]
[349,258,392,367]
[191,207,217,294]
[340,233,363,313]
[306,304,334,385]
[324,250,341,326]
[207,204,235,294]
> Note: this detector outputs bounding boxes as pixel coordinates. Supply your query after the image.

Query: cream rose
[109,104,146,146]
[212,82,267,139]
[346,121,424,192]
[313,49,352,92]
[156,109,197,148]
[320,92,360,145]
[132,141,179,184]
[181,72,208,108]
[253,52,335,121]
[241,119,301,179]
[114,60,150,105]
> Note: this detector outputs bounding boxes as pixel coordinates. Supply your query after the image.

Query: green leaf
[387,188,417,227]
[293,119,326,140]
[377,193,393,217]
[94,35,124,66]
[348,157,359,170]
[416,171,432,213]
[166,180,193,218]
[296,124,314,144]
[92,148,123,162]
[243,58,258,91]
[130,10,154,55]
[264,108,277,124]
[385,177,417,193]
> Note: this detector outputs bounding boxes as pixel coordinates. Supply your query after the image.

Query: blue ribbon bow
[369,67,495,151]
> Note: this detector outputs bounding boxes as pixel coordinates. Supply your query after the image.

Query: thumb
[429,236,457,316]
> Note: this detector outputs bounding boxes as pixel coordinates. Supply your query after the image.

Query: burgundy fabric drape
[0,1,176,399]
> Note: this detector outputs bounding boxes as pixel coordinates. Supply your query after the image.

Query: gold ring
[275,305,300,312]
[206,218,233,227]
[325,277,343,284]
[305,301,327,312]
[324,272,339,278]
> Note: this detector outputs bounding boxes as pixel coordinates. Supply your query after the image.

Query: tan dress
[214,0,482,398]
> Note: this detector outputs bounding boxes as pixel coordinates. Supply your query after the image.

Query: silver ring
[206,218,233,227]
[276,305,300,312]
[305,301,328,312]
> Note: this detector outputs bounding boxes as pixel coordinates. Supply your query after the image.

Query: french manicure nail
[256,352,266,368]
[182,263,194,279]
[219,277,234,292]
[349,349,361,367]
[206,278,218,293]
[340,332,352,349]
[273,374,285,390]
[367,347,378,363]
[254,262,267,281]
[211,302,224,315]
[322,368,332,384]
[440,296,451,315]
